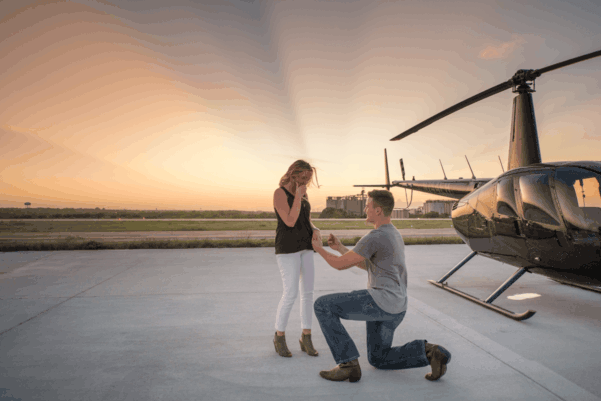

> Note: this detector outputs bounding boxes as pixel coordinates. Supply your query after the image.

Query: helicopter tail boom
[355,151,492,199]
[355,178,491,199]
[394,178,492,199]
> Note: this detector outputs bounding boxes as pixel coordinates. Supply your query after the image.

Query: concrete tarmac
[1,245,600,401]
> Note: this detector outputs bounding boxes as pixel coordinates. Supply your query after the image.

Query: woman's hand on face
[296,184,307,198]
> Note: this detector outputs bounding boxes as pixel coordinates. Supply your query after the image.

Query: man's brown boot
[299,333,319,356]
[425,341,451,381]
[273,332,292,357]
[319,359,361,382]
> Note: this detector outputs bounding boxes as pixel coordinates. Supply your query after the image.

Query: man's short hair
[368,190,394,217]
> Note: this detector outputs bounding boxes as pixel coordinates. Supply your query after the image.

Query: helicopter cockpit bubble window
[554,167,601,232]
[518,173,560,226]
[496,178,518,217]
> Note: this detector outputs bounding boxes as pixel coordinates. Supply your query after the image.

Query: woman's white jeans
[275,249,315,332]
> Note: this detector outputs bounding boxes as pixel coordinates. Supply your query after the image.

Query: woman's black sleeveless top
[275,187,314,254]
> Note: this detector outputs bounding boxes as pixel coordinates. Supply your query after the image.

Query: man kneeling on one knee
[311,190,451,383]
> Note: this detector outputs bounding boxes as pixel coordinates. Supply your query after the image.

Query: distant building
[326,194,453,218]
[391,209,410,219]
[326,193,367,216]
[423,200,456,215]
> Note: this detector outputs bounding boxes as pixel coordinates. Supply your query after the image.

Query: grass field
[0,236,463,252]
[0,211,458,252]
[0,219,452,233]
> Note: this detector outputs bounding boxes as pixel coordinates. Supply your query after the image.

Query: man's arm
[329,237,368,271]
[313,233,366,270]
[314,247,366,271]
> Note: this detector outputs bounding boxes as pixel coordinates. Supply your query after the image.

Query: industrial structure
[391,209,411,219]
[326,193,422,219]
[422,200,456,216]
[326,194,454,218]
[325,193,367,216]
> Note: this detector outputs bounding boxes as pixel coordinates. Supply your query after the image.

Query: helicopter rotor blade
[536,49,601,75]
[390,81,513,141]
[391,48,601,142]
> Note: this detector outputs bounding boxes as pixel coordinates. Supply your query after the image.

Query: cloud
[479,35,526,60]
[583,131,601,141]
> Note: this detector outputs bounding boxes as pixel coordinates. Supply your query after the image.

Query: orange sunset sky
[1,0,601,211]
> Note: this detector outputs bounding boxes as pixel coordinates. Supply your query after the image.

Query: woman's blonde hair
[279,160,320,190]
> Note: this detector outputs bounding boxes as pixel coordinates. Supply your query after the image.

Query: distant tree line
[0,208,281,219]
[1,207,451,219]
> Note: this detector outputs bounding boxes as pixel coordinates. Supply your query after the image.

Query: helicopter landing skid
[428,251,536,321]
[550,278,601,294]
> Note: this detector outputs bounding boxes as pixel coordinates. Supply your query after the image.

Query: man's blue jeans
[314,290,429,369]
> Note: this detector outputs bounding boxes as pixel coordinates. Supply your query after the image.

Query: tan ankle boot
[273,332,292,357]
[319,359,361,382]
[425,341,451,381]
[299,333,319,356]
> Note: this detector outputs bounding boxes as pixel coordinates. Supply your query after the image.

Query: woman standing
[272,160,320,357]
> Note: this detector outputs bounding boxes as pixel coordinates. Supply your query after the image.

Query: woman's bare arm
[273,188,303,227]
[309,213,320,231]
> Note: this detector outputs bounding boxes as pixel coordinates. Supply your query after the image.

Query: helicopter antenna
[439,159,448,180]
[465,155,476,179]
[498,155,505,172]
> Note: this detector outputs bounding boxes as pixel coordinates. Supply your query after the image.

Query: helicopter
[355,49,601,321]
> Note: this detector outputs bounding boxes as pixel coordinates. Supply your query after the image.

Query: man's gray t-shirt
[352,224,407,314]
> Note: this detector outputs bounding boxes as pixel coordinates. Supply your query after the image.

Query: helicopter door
[514,171,564,267]
[490,176,529,263]
[554,167,601,235]
[553,167,601,268]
